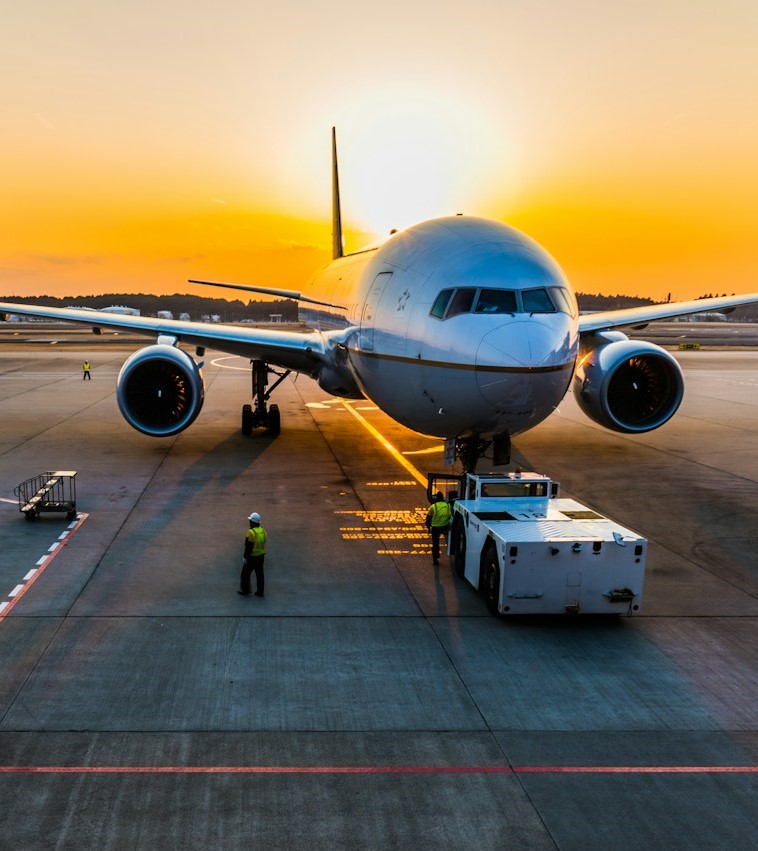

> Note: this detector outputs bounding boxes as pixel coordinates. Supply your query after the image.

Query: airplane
[2,128,758,471]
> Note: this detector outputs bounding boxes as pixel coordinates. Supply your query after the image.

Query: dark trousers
[240,555,265,595]
[83,372,91,380]
[430,525,448,562]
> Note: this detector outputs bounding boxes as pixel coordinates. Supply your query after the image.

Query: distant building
[100,305,140,316]
[179,312,190,322]
[676,312,727,323]
[269,313,283,322]
[156,310,173,320]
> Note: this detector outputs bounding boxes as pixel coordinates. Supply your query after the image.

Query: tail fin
[331,127,344,260]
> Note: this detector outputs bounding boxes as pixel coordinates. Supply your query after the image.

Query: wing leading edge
[0,302,327,374]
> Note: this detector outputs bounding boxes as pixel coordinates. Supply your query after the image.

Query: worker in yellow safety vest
[426,492,452,566]
[239,511,267,597]
[82,360,91,380]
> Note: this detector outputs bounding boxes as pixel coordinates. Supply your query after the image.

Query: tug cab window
[446,288,477,317]
[474,289,518,314]
[481,481,548,497]
[522,288,555,313]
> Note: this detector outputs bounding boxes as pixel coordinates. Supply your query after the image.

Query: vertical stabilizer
[331,127,344,259]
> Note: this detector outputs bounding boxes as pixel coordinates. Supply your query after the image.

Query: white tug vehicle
[428,470,646,616]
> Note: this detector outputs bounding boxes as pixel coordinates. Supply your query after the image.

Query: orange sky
[3,2,758,302]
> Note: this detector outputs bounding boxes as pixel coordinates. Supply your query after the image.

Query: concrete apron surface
[0,347,756,850]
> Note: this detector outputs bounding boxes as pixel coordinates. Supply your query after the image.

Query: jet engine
[573,333,684,433]
[116,344,205,436]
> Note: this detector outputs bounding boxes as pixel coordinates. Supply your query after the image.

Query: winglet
[332,127,344,260]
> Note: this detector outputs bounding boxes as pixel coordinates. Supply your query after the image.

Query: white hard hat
[248,512,261,522]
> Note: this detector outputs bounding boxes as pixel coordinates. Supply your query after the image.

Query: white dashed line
[1,513,89,623]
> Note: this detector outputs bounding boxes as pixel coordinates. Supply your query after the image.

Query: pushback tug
[428,470,646,615]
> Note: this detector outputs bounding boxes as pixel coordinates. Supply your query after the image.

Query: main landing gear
[241,360,290,437]
[455,432,511,473]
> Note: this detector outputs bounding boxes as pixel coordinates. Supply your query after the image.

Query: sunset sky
[2,1,757,301]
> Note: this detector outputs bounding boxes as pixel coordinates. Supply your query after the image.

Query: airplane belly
[351,355,492,438]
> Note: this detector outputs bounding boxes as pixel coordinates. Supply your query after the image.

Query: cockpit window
[429,285,572,320]
[522,288,555,313]
[475,289,518,314]
[430,289,454,319]
[446,288,477,317]
[549,286,578,318]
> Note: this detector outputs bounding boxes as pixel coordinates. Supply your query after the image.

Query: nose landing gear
[241,360,290,437]
[455,432,511,473]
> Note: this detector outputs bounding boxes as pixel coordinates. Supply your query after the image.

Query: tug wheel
[451,517,466,578]
[481,543,501,616]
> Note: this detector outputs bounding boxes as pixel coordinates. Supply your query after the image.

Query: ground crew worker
[239,511,267,597]
[82,360,91,380]
[426,492,451,566]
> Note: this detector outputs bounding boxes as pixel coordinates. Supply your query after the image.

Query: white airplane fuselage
[302,215,579,440]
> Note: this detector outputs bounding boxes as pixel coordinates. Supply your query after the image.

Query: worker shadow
[432,554,447,614]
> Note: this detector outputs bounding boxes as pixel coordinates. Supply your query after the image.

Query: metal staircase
[14,471,78,521]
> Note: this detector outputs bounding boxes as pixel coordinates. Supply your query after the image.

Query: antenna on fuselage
[331,127,344,260]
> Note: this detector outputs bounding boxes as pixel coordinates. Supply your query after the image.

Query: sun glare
[335,91,514,238]
[279,87,518,244]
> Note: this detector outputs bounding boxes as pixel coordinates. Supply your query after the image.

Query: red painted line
[0,765,755,775]
[0,513,89,624]
[513,766,758,774]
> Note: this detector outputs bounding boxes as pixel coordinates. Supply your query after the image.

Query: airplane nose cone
[476,320,559,367]
[475,321,568,407]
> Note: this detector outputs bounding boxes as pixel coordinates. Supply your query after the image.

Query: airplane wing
[0,301,327,374]
[578,292,758,334]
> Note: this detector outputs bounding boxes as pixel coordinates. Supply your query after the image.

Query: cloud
[26,253,105,267]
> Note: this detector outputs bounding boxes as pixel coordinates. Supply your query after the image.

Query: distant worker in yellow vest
[426,492,451,566]
[82,360,91,380]
[239,511,267,597]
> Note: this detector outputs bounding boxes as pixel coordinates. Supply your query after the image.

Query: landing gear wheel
[267,404,280,437]
[481,544,501,616]
[24,510,36,522]
[66,509,77,520]
[452,517,466,578]
[241,404,253,436]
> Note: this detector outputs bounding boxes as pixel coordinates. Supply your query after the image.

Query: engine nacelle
[117,345,205,436]
[573,334,684,433]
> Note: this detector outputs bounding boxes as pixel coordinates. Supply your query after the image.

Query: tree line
[3,291,757,322]
[0,294,299,322]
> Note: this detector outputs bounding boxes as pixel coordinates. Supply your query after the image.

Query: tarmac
[0,329,756,850]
